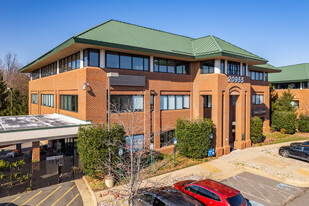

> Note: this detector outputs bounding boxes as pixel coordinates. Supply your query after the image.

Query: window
[150,95,154,111]
[60,95,78,112]
[160,95,190,110]
[106,51,149,71]
[252,94,264,105]
[154,57,190,74]
[160,130,174,147]
[83,49,99,67]
[232,95,237,107]
[59,52,81,73]
[227,61,240,75]
[242,63,246,76]
[227,194,245,206]
[111,95,144,112]
[291,100,299,109]
[41,94,54,107]
[185,185,200,194]
[199,187,221,201]
[41,62,57,77]
[32,69,40,80]
[249,71,264,81]
[273,82,301,89]
[264,72,268,81]
[31,94,38,104]
[201,60,214,74]
[204,95,212,108]
[221,60,225,74]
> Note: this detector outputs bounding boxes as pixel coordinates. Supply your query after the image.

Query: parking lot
[222,172,306,206]
[0,181,82,206]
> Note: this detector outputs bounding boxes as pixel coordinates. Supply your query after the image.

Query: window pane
[160,96,167,110]
[154,58,159,72]
[72,54,76,69]
[260,95,264,104]
[183,95,190,109]
[159,59,167,72]
[176,63,183,74]
[132,56,143,70]
[76,53,80,68]
[252,95,256,104]
[132,96,144,111]
[89,49,99,67]
[168,95,175,110]
[176,95,183,109]
[221,60,225,74]
[265,72,268,81]
[242,63,246,76]
[208,95,212,108]
[68,56,72,70]
[144,57,149,71]
[83,49,88,67]
[120,54,132,69]
[106,52,119,68]
[167,60,175,73]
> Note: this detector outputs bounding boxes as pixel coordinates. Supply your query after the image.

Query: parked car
[174,179,247,206]
[279,143,309,162]
[132,186,205,206]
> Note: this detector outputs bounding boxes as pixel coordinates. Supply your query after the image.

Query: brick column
[144,90,151,148]
[223,91,230,154]
[32,141,40,162]
[234,92,246,149]
[245,91,252,147]
[153,91,161,149]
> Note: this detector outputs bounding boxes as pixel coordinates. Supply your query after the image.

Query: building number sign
[228,76,244,83]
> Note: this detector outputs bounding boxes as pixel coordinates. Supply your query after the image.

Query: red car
[174,179,247,206]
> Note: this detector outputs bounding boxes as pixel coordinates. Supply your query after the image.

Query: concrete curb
[83,176,97,206]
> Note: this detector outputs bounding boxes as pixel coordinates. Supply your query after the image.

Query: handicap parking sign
[208,148,215,157]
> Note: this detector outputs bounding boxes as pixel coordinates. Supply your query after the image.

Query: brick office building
[20,20,280,156]
[269,63,309,115]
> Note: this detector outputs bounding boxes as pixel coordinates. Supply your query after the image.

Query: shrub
[77,123,125,178]
[271,111,297,134]
[175,118,213,159]
[250,117,263,143]
[298,114,309,133]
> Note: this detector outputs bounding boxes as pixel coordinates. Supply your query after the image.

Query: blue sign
[125,134,144,152]
[210,133,213,139]
[174,138,177,145]
[208,148,215,157]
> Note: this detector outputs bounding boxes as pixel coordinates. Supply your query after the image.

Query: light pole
[107,72,119,178]
[7,87,12,115]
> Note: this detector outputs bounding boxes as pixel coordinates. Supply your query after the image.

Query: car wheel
[282,151,289,158]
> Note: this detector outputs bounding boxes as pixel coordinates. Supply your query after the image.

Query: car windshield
[226,194,245,206]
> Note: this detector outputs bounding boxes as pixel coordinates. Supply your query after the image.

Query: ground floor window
[41,94,54,107]
[60,95,78,112]
[32,94,38,104]
[160,130,174,147]
[111,95,144,112]
[204,95,212,108]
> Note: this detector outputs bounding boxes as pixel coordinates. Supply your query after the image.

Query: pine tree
[276,88,296,112]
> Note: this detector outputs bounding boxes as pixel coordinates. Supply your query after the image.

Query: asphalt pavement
[0,181,82,206]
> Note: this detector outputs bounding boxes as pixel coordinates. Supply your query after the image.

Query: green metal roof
[249,63,281,73]
[268,63,309,83]
[20,19,268,72]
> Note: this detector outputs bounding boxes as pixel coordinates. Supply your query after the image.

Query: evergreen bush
[175,118,213,159]
[298,114,309,133]
[272,111,297,134]
[250,116,263,143]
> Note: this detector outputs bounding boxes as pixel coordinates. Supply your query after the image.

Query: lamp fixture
[83,83,89,90]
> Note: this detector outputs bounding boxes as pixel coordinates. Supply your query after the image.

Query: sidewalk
[95,140,309,204]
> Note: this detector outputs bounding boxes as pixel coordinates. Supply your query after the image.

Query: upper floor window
[106,51,149,71]
[150,95,154,111]
[154,57,189,74]
[242,63,247,76]
[59,52,81,73]
[111,95,144,113]
[60,95,78,112]
[200,60,214,74]
[252,94,264,105]
[221,60,225,74]
[32,69,40,80]
[41,94,54,108]
[249,71,264,81]
[41,62,57,78]
[160,95,190,110]
[227,61,240,75]
[273,82,301,89]
[31,94,38,104]
[264,72,268,81]
[83,49,99,67]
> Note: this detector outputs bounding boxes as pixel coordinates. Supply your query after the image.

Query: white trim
[150,56,154,72]
[214,59,221,73]
[246,64,249,77]
[225,59,228,74]
[80,50,84,67]
[39,68,42,79]
[240,62,243,76]
[100,49,105,68]
[300,82,303,89]
[30,73,33,81]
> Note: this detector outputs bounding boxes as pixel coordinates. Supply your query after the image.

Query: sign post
[118,148,123,182]
[150,143,154,175]
[174,138,177,168]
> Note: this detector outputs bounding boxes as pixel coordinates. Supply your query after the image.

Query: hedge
[298,114,309,133]
[77,123,125,178]
[175,118,213,159]
[250,116,263,143]
[271,111,297,134]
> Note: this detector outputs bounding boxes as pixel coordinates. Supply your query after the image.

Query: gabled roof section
[268,63,309,83]
[20,19,268,72]
[249,63,281,73]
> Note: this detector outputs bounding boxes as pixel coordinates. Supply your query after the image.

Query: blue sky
[0,0,308,67]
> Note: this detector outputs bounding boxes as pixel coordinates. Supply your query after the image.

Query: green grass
[255,132,308,146]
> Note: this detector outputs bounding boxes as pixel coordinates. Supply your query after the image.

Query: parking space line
[4,196,20,206]
[36,185,62,206]
[51,185,76,206]
[21,191,42,206]
[66,194,80,206]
